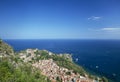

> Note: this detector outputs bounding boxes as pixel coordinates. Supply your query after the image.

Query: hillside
[0,39,14,56]
[0,39,108,82]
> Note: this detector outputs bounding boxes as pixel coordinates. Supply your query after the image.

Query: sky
[0,0,120,39]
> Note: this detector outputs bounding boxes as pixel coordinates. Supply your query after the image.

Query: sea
[4,39,120,82]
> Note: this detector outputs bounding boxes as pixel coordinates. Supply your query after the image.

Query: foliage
[66,71,71,75]
[56,76,62,82]
[102,76,108,82]
[35,50,51,60]
[34,50,86,76]
[0,59,51,82]
[0,40,13,55]
[0,39,108,82]
[51,55,86,76]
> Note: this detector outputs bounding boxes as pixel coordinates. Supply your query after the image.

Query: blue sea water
[4,39,120,82]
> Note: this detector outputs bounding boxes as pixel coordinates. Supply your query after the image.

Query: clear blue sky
[0,0,120,39]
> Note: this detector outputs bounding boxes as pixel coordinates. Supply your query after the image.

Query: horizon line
[2,38,120,40]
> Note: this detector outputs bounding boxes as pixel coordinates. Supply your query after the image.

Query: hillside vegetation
[0,39,13,55]
[0,39,50,82]
[0,39,108,82]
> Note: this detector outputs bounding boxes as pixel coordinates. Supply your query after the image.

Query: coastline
[3,39,120,81]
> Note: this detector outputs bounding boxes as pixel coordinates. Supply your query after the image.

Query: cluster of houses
[19,49,38,62]
[19,49,99,82]
[32,59,98,82]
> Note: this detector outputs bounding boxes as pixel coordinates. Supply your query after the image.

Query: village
[19,49,99,82]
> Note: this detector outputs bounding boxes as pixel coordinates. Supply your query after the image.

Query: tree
[56,76,62,82]
[66,71,71,75]
[0,39,2,44]
[102,76,108,82]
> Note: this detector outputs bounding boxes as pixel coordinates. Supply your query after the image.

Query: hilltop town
[0,39,108,82]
